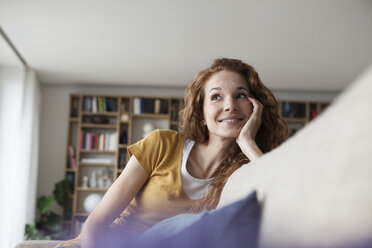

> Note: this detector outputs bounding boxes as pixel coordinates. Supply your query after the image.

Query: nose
[224,97,238,112]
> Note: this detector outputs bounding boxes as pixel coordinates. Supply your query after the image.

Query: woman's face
[202,70,253,140]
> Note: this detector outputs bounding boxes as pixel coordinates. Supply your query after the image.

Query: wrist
[238,138,263,162]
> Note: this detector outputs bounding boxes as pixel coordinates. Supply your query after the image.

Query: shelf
[79,162,115,167]
[81,123,117,129]
[80,149,116,154]
[70,118,79,122]
[77,187,109,192]
[170,121,178,125]
[66,168,76,172]
[133,113,169,119]
[82,111,118,116]
[118,144,128,148]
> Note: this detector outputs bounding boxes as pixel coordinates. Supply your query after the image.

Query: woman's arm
[81,155,149,248]
[236,97,264,162]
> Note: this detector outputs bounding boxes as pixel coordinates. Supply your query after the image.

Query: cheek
[245,102,254,117]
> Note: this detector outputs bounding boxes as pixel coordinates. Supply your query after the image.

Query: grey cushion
[15,240,62,248]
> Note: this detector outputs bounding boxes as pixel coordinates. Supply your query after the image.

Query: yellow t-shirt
[57,129,199,248]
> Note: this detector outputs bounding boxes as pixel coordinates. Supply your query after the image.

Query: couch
[15,64,372,248]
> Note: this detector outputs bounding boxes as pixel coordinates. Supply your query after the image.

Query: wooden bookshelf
[62,94,184,237]
[62,94,329,237]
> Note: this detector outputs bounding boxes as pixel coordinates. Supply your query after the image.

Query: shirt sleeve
[128,129,161,176]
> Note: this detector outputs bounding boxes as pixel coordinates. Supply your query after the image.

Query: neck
[190,136,236,178]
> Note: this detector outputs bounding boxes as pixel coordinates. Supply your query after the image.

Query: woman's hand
[236,97,264,161]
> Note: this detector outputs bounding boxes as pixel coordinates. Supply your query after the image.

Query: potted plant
[25,177,71,240]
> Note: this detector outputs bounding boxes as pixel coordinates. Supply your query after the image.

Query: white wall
[37,83,339,213]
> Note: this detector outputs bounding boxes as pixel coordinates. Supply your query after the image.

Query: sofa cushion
[133,190,261,248]
[218,64,372,248]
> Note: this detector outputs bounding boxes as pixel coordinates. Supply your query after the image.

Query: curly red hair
[179,58,288,211]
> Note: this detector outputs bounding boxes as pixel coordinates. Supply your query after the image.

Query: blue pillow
[132,190,261,248]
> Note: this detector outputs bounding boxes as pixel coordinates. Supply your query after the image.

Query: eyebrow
[208,86,250,94]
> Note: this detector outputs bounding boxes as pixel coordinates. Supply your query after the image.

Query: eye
[236,93,248,99]
[211,94,221,101]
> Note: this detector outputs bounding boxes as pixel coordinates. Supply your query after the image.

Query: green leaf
[37,195,54,215]
[25,223,50,240]
[38,211,62,233]
[53,177,70,207]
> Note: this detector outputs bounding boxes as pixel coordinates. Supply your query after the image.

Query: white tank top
[181,139,213,200]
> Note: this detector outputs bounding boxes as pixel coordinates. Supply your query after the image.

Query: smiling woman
[179,58,288,212]
[57,58,288,248]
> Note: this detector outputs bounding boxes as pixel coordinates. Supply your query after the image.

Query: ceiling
[1,0,372,91]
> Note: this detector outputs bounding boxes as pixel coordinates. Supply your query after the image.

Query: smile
[218,118,243,123]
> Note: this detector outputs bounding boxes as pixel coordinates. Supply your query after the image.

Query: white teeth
[221,119,239,123]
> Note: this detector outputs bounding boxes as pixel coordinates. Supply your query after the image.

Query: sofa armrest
[15,240,63,248]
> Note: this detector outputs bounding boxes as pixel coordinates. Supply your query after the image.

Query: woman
[57,58,287,248]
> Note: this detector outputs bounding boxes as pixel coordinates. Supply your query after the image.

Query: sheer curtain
[0,66,41,248]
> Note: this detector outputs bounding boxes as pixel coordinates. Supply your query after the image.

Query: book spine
[99,133,105,150]
[140,98,145,113]
[68,146,76,169]
[92,96,97,113]
[103,97,107,112]
[155,99,161,114]
[133,98,140,114]
[105,133,109,150]
[109,133,117,150]
[85,132,90,150]
[98,97,103,112]
[79,130,85,149]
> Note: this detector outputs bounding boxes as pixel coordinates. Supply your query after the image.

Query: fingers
[248,97,263,116]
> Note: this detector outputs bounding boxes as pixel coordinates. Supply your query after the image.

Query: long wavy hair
[179,58,288,211]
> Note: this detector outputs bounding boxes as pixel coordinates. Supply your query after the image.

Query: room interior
[1,1,372,248]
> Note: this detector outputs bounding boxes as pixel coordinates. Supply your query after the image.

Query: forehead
[204,70,248,92]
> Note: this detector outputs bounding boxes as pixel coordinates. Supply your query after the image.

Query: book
[133,98,141,114]
[140,98,145,113]
[143,98,155,113]
[92,96,97,113]
[79,130,85,149]
[98,97,103,112]
[105,133,110,150]
[99,133,105,150]
[106,98,115,112]
[94,133,99,150]
[68,146,76,169]
[102,97,107,112]
[66,173,74,194]
[109,133,117,150]
[154,99,161,114]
